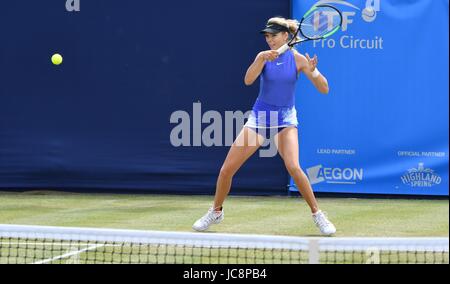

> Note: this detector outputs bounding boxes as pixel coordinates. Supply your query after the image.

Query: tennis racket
[277,4,343,54]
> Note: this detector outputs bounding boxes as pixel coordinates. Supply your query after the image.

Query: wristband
[311,68,321,78]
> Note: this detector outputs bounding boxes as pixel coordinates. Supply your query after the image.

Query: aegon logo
[306,165,364,185]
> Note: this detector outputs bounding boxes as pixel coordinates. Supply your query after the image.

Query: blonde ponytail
[267,17,301,46]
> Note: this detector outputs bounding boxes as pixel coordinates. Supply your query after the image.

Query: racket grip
[277,44,290,55]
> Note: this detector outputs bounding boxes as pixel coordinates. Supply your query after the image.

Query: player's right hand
[258,50,279,62]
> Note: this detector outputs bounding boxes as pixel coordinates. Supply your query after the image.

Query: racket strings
[299,7,342,40]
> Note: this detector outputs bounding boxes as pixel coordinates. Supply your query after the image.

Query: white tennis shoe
[192,207,224,232]
[312,210,336,236]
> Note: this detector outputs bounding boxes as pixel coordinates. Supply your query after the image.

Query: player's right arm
[244,50,279,86]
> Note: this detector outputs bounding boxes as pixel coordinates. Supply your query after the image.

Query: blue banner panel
[289,0,449,196]
[0,0,290,195]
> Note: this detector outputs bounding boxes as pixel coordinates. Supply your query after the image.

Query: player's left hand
[305,53,318,72]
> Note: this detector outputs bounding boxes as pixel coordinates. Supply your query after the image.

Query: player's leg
[193,127,264,231]
[213,126,264,209]
[275,127,336,235]
[275,127,319,212]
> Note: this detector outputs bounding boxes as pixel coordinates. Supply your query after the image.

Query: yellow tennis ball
[51,53,63,65]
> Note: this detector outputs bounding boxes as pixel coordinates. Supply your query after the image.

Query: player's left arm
[294,50,329,94]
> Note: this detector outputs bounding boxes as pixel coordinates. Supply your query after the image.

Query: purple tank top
[257,50,298,107]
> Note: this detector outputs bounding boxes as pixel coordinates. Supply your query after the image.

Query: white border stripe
[0,224,448,252]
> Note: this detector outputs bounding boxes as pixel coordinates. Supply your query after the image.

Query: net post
[308,239,320,264]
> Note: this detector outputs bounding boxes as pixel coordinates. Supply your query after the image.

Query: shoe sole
[192,218,223,232]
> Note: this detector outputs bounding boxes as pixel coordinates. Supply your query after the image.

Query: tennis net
[0,224,448,264]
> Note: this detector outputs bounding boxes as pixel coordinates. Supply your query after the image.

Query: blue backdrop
[0,0,291,194]
[290,0,449,196]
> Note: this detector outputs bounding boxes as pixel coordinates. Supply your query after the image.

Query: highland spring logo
[400,163,442,188]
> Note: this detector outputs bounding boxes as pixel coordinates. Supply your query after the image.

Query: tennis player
[193,17,336,235]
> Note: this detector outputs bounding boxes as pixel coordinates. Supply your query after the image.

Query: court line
[32,244,105,264]
[1,242,92,246]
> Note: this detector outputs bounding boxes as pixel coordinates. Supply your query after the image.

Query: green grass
[0,191,448,237]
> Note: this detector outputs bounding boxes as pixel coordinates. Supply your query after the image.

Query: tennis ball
[51,53,63,65]
[362,7,377,22]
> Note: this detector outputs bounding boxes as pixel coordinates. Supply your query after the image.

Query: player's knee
[219,166,235,179]
[285,162,302,175]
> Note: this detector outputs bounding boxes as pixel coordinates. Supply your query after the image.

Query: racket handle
[277,44,290,55]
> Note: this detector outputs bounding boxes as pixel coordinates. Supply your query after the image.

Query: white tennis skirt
[245,98,298,129]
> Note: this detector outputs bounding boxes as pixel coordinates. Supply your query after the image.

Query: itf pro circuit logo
[312,0,383,50]
[306,165,364,185]
[315,0,381,26]
[401,163,442,188]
